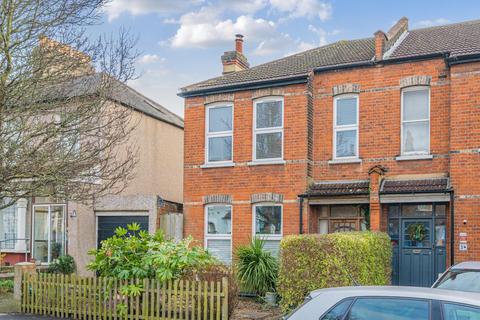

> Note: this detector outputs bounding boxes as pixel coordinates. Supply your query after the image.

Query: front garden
[11,226,392,319]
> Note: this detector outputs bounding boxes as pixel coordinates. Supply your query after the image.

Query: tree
[0,0,140,209]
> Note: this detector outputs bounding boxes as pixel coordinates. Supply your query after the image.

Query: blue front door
[388,203,447,287]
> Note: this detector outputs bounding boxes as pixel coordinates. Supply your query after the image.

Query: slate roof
[180,19,480,96]
[390,19,480,59]
[46,73,184,128]
[380,178,450,194]
[180,38,375,94]
[308,180,370,196]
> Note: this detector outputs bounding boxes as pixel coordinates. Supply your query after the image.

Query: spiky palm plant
[235,238,278,295]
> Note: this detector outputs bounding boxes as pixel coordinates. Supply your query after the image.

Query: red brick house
[179,18,480,287]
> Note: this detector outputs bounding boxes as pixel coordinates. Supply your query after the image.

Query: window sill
[328,158,362,165]
[395,154,433,161]
[0,249,30,253]
[247,160,286,166]
[200,162,235,169]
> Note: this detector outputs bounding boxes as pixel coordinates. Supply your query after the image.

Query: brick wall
[183,57,480,263]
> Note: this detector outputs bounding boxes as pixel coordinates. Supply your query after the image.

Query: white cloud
[170,7,277,48]
[254,33,295,56]
[104,0,204,22]
[223,0,267,14]
[269,0,332,20]
[415,18,450,28]
[138,54,164,64]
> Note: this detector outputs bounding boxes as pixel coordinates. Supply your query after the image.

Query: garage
[97,215,149,248]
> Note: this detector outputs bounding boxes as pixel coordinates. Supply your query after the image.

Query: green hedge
[277,231,392,312]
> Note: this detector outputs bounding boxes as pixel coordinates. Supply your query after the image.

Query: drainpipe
[450,190,455,266]
[299,197,304,234]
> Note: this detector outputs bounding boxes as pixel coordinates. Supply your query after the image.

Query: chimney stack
[221,34,249,74]
[374,17,409,61]
[235,34,244,54]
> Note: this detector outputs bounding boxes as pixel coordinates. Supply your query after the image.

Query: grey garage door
[97,215,149,248]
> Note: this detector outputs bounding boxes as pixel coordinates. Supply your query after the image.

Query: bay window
[205,104,233,164]
[401,87,430,155]
[253,97,283,162]
[253,204,282,255]
[205,205,232,264]
[333,95,359,159]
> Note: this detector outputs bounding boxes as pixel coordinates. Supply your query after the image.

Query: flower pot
[265,292,277,306]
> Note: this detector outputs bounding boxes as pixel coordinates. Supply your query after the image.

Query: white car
[284,286,480,320]
[433,261,480,293]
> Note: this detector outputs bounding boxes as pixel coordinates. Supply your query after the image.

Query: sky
[88,0,480,117]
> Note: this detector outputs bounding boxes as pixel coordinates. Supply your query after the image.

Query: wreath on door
[407,223,427,242]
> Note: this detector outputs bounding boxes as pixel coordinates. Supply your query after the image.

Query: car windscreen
[436,270,480,293]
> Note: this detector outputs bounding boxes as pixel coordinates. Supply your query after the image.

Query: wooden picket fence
[21,273,228,320]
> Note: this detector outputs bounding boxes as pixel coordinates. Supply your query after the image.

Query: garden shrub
[47,255,76,274]
[87,223,215,281]
[0,279,14,294]
[235,238,278,296]
[277,232,392,312]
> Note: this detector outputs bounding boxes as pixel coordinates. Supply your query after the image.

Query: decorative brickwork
[399,75,432,88]
[251,193,284,204]
[202,194,232,204]
[252,87,284,99]
[204,94,234,105]
[332,83,360,96]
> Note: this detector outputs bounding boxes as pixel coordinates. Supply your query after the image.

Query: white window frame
[333,94,359,160]
[204,204,232,263]
[31,204,67,265]
[205,103,234,165]
[253,97,284,162]
[252,203,283,241]
[401,86,430,156]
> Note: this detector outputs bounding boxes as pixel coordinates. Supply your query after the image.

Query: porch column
[368,166,387,231]
[15,198,28,252]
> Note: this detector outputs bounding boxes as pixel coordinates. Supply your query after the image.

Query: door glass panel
[403,221,431,247]
[435,204,447,216]
[402,204,433,217]
[33,207,49,263]
[347,298,429,320]
[443,303,480,320]
[50,206,65,260]
[388,205,400,217]
[435,218,446,247]
[388,219,400,245]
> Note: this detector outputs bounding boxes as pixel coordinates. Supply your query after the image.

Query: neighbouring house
[179,18,480,287]
[0,38,184,275]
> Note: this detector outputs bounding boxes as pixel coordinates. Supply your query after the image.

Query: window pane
[403,89,429,121]
[207,206,231,235]
[206,239,231,264]
[444,303,480,320]
[256,132,282,159]
[255,206,281,235]
[208,136,232,162]
[0,204,17,249]
[330,205,358,217]
[336,98,357,126]
[322,299,353,320]
[437,271,480,293]
[402,204,433,217]
[256,101,282,128]
[403,220,431,248]
[319,220,329,234]
[33,207,49,263]
[403,121,429,153]
[336,130,357,157]
[347,298,429,320]
[50,206,65,260]
[208,106,232,132]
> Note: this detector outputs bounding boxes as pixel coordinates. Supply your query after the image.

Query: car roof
[452,261,480,270]
[310,286,480,306]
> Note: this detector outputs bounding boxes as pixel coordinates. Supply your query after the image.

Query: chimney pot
[235,34,244,53]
